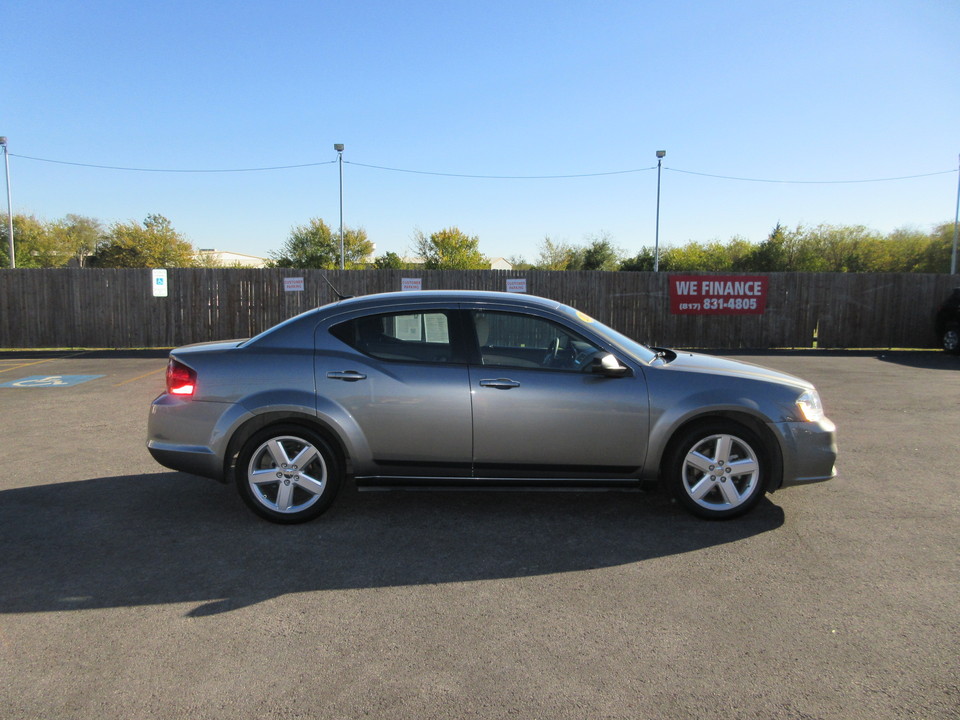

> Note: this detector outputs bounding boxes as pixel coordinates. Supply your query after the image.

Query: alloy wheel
[680,433,761,512]
[246,435,328,514]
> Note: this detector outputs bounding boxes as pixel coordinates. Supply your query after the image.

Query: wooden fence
[0,268,955,349]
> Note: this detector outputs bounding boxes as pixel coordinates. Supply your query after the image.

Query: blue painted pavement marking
[0,375,105,388]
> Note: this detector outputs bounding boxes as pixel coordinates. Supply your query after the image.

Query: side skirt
[354,476,645,491]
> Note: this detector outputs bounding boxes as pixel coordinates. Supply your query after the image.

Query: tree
[619,247,656,272]
[535,236,592,270]
[924,222,957,273]
[745,222,787,271]
[269,218,373,269]
[726,236,756,271]
[536,237,574,270]
[1,215,55,267]
[624,223,959,273]
[50,214,103,267]
[413,227,487,269]
[373,251,407,269]
[580,232,622,271]
[534,233,621,271]
[94,214,197,268]
[805,224,882,272]
[882,226,936,273]
[507,255,534,270]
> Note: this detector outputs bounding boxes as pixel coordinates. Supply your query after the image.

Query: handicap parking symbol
[0,375,105,388]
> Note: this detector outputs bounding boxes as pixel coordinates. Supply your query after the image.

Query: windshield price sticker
[670,275,768,315]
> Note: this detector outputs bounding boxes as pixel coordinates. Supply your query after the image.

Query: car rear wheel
[666,421,768,519]
[942,322,960,354]
[236,425,341,523]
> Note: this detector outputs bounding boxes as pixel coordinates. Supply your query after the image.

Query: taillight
[166,359,197,397]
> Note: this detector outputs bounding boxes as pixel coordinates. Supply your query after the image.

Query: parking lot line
[0,353,87,374]
[113,367,166,387]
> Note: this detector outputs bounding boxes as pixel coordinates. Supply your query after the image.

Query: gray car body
[148,290,836,491]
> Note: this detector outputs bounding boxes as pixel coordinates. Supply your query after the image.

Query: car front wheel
[666,421,768,519]
[236,425,342,523]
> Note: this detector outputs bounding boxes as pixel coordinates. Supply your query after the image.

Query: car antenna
[321,274,353,300]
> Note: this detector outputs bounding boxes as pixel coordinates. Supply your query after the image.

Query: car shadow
[0,472,784,617]
[711,348,959,371]
[874,350,959,370]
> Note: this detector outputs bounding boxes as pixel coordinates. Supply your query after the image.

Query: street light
[952,152,959,275]
[334,143,344,270]
[654,150,665,273]
[0,137,13,269]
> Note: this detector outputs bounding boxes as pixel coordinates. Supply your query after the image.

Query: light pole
[654,150,665,272]
[951,152,959,275]
[1,137,13,269]
[334,143,344,270]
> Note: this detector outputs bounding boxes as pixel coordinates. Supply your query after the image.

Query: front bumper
[771,417,838,490]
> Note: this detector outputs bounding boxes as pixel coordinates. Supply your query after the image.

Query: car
[147,290,837,522]
[935,287,960,354]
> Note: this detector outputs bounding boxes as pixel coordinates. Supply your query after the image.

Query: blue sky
[5,0,959,262]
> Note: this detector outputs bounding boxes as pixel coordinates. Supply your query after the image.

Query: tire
[941,322,960,354]
[236,425,342,524]
[665,420,769,520]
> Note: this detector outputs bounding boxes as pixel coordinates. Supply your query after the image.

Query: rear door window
[331,310,463,364]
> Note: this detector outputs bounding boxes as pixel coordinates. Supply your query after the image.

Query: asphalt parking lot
[0,350,957,720]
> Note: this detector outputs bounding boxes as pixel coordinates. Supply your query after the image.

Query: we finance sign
[669,275,768,315]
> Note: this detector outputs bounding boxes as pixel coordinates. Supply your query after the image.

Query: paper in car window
[392,314,423,341]
[423,313,449,343]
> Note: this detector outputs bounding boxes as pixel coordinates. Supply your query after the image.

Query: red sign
[669,275,768,315]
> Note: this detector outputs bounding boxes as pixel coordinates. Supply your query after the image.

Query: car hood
[661,351,812,390]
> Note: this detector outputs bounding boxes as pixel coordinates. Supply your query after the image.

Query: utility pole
[1,137,13,269]
[334,144,344,270]
[952,153,959,275]
[654,150,665,272]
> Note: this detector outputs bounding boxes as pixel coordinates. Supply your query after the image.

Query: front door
[467,310,649,479]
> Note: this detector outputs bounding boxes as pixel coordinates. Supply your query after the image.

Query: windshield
[561,305,659,364]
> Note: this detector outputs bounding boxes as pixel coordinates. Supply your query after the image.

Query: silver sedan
[147,291,837,522]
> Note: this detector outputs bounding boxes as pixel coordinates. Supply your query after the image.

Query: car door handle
[479,378,521,389]
[326,370,367,382]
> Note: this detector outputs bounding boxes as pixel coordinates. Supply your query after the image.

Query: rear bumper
[147,394,252,482]
[771,417,838,490]
[147,442,225,481]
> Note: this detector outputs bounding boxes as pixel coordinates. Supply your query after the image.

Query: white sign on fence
[152,269,168,297]
[284,277,305,292]
[401,278,423,291]
[505,278,527,293]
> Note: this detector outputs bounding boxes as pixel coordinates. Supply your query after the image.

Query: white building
[197,249,268,268]
[399,256,514,270]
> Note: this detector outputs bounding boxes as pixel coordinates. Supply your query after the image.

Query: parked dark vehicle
[936,287,960,354]
[147,291,837,523]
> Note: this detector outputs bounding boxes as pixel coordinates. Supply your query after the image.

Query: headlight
[796,389,825,422]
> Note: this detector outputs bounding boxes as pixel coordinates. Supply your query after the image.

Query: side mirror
[591,354,629,377]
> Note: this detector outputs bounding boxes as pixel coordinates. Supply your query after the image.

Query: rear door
[318,307,473,478]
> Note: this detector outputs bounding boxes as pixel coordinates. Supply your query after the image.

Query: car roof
[328,290,564,312]
[245,290,567,347]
